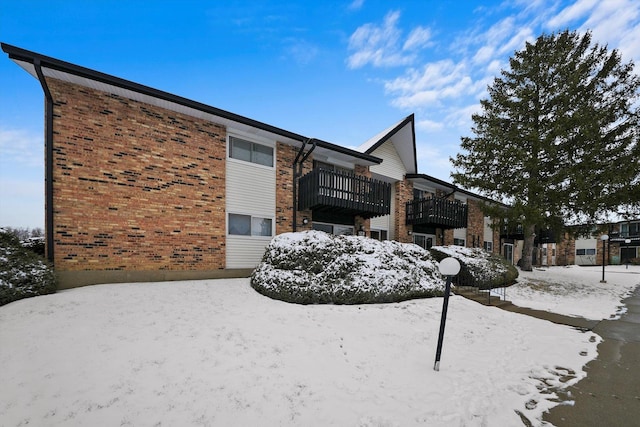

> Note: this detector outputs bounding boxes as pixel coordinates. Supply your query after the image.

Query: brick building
[3,43,527,288]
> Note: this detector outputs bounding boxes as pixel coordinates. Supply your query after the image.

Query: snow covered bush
[21,236,45,256]
[251,231,446,304]
[429,245,518,289]
[0,230,56,306]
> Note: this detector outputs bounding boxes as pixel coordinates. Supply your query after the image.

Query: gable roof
[1,42,382,167]
[358,114,417,174]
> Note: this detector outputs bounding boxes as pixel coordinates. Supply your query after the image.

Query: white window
[576,248,596,256]
[454,238,465,246]
[229,136,273,167]
[621,222,640,237]
[483,241,493,252]
[413,234,433,250]
[370,229,388,241]
[228,214,272,237]
[312,222,354,236]
[334,225,354,236]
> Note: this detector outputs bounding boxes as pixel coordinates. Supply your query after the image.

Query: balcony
[298,169,391,219]
[500,223,524,240]
[406,198,468,229]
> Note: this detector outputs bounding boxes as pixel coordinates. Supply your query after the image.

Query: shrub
[429,245,518,290]
[0,230,56,306]
[251,231,446,304]
[22,236,46,256]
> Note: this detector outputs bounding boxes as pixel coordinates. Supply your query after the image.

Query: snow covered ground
[1,266,638,426]
[508,265,640,320]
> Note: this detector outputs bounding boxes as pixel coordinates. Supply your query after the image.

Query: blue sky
[1,0,639,229]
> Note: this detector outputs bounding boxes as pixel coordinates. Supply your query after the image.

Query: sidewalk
[459,283,640,426]
[542,285,640,426]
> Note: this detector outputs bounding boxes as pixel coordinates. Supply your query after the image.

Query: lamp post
[625,239,632,269]
[434,257,461,371]
[600,234,609,283]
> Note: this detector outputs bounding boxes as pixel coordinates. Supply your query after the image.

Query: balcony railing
[500,223,524,239]
[406,198,468,229]
[298,169,391,219]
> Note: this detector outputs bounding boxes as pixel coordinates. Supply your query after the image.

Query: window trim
[370,228,388,241]
[228,135,275,168]
[227,213,274,238]
[311,222,354,236]
[413,233,434,250]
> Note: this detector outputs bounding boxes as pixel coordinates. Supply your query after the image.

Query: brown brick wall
[466,200,484,248]
[443,229,454,245]
[492,226,501,255]
[557,234,575,265]
[394,179,413,242]
[276,142,313,233]
[48,79,227,273]
[276,142,295,234]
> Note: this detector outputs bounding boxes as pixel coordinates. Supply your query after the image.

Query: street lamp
[625,239,632,269]
[434,257,461,371]
[600,234,609,283]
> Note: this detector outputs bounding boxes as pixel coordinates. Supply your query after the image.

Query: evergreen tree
[451,30,640,271]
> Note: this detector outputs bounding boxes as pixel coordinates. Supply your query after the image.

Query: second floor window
[621,222,639,237]
[313,160,352,174]
[229,136,273,167]
[413,189,433,200]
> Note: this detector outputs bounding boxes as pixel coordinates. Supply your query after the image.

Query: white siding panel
[226,160,275,216]
[483,217,493,242]
[226,160,275,268]
[389,186,397,240]
[370,141,406,181]
[226,236,271,268]
[370,215,390,231]
[575,237,598,265]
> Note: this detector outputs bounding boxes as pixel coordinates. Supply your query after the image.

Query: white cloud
[414,142,454,180]
[416,119,444,132]
[346,10,433,69]
[346,0,640,180]
[385,60,474,109]
[445,104,483,130]
[497,26,535,56]
[578,0,640,64]
[403,26,433,51]
[0,127,43,168]
[348,0,365,11]
[284,39,319,65]
[545,0,640,67]
[546,0,598,28]
[473,45,495,65]
[0,177,44,229]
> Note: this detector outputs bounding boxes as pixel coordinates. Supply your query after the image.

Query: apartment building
[3,43,504,288]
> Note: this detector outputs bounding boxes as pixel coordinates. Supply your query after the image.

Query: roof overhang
[406,173,509,207]
[406,173,456,193]
[2,42,381,167]
[358,114,417,174]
